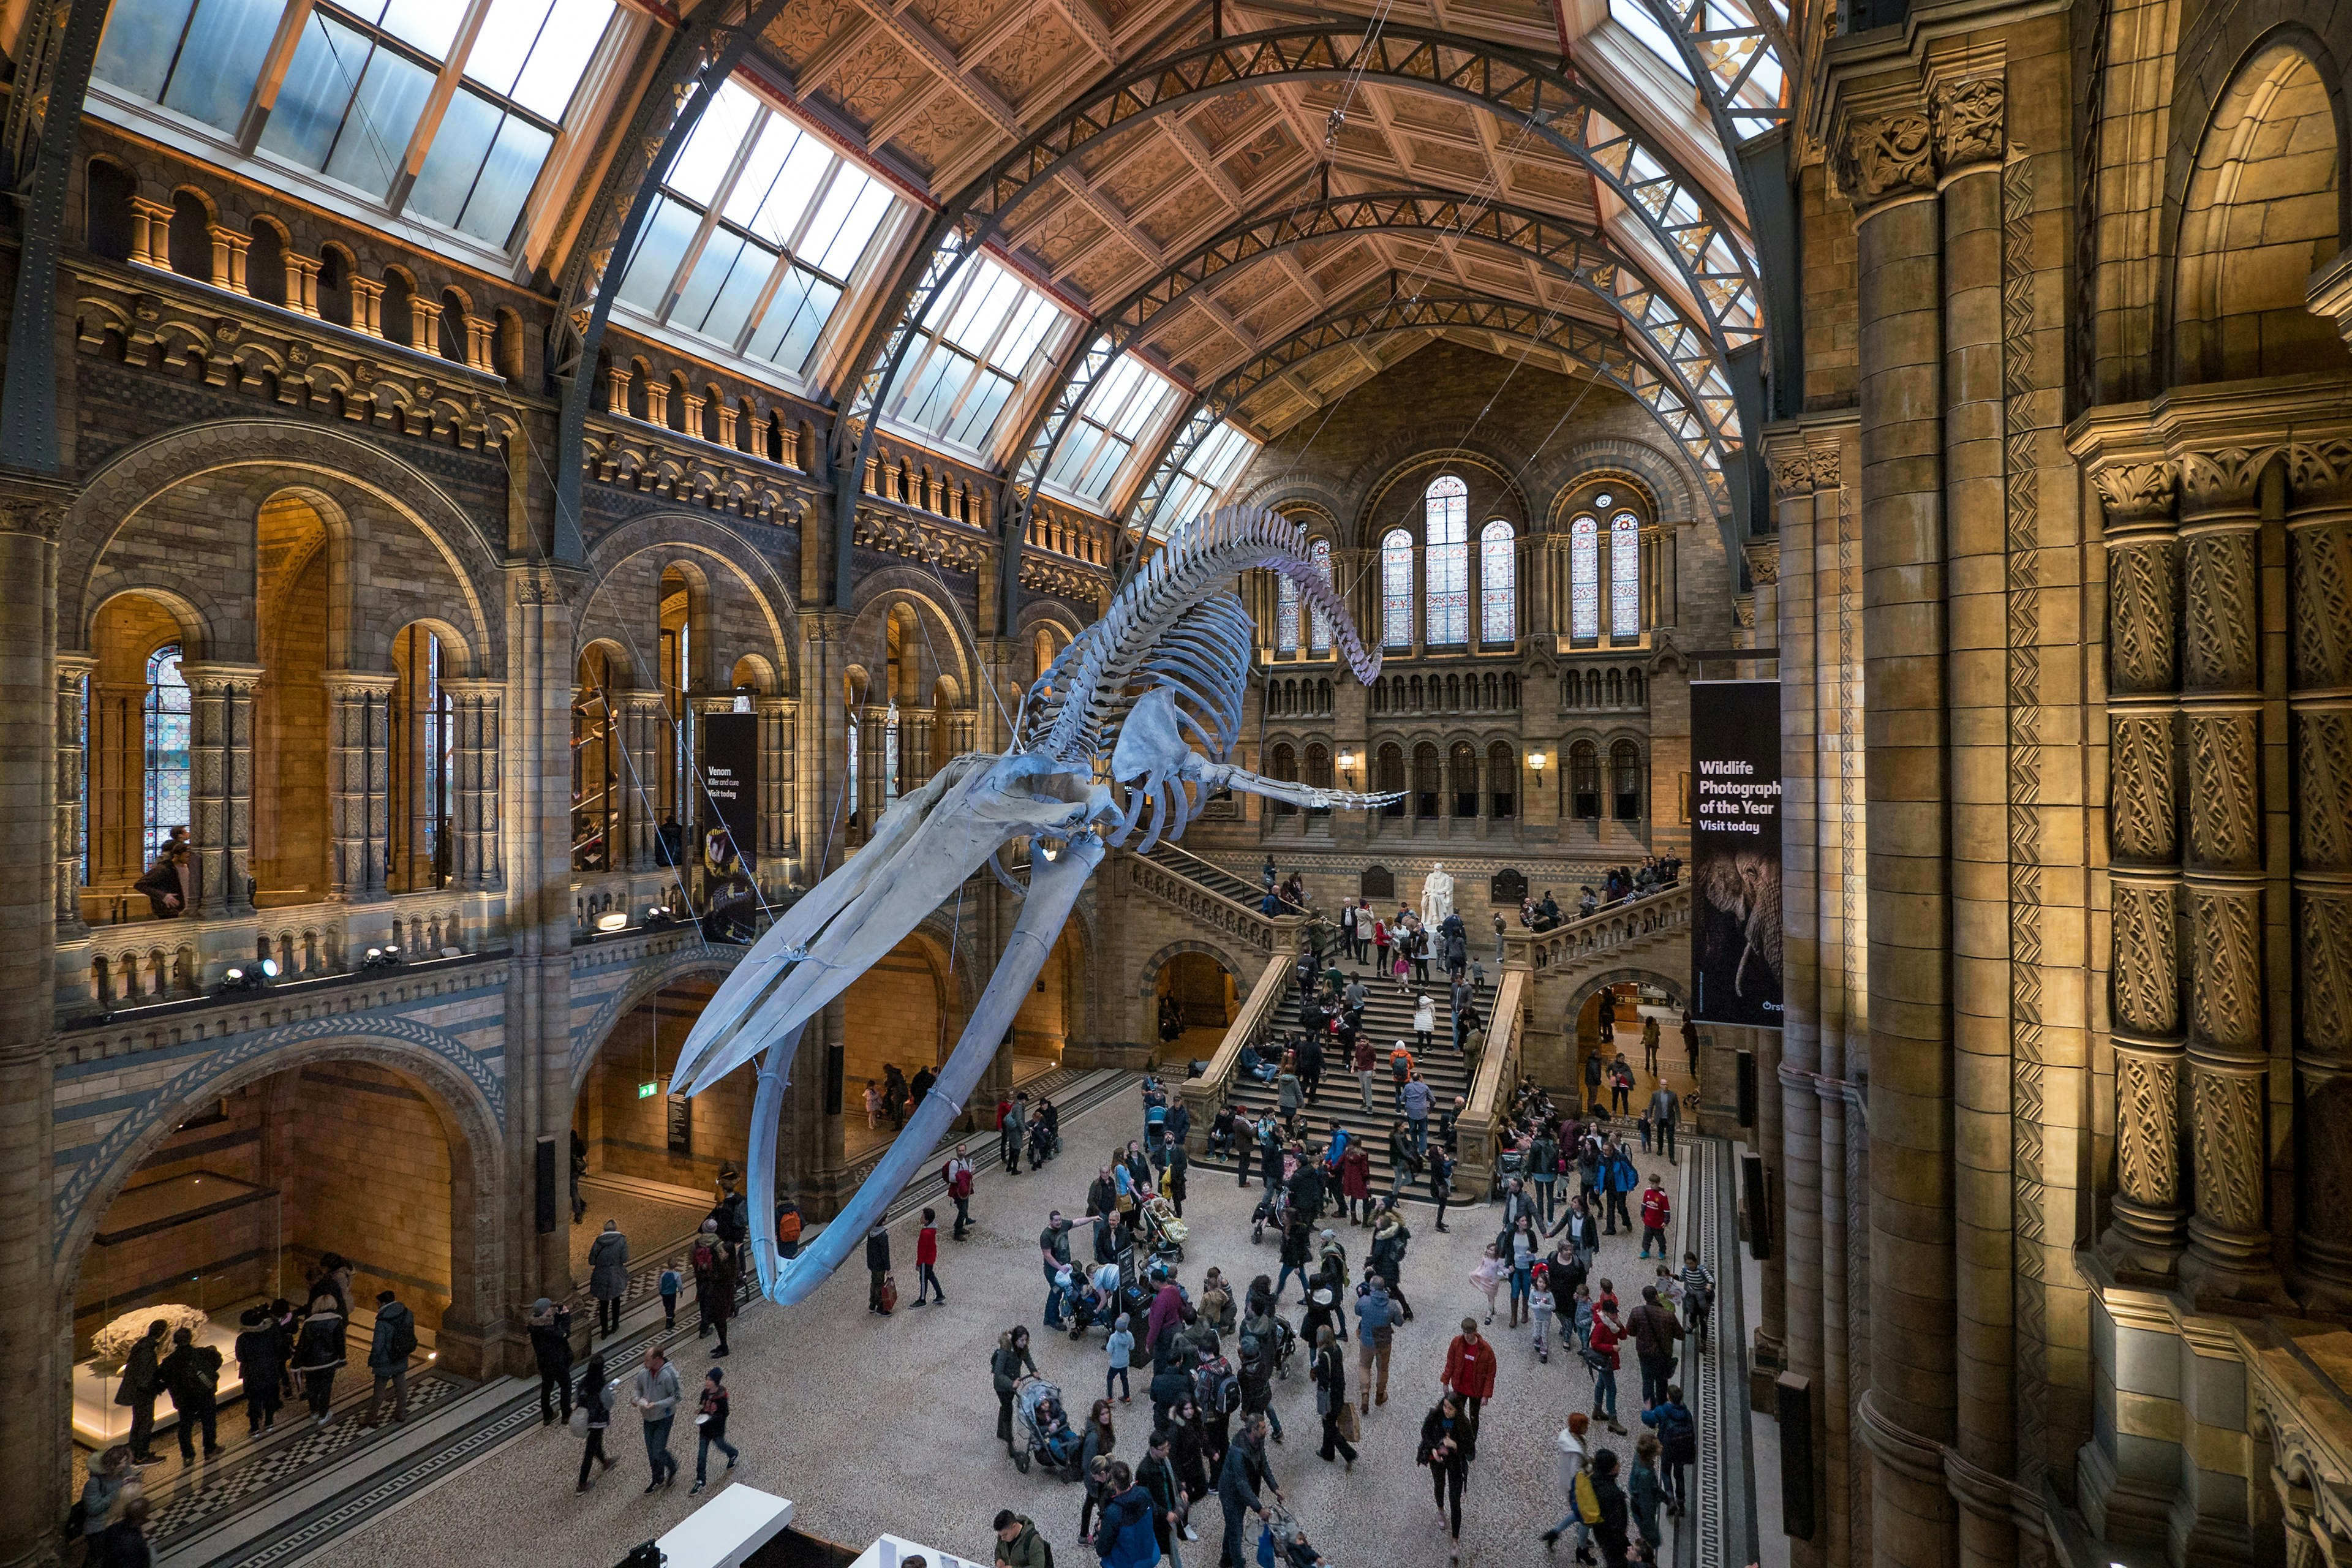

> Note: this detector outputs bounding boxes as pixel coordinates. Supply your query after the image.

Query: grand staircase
[1185,956,1492,1202]
[1139,840,1264,905]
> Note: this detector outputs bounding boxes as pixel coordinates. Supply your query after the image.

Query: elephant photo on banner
[1689,679,1784,1027]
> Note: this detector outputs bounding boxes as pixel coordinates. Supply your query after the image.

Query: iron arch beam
[998,186,1742,601]
[1123,292,1730,543]
[827,20,1765,609]
[547,0,787,565]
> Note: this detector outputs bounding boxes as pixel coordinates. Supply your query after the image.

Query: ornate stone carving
[2116,1050,2181,1207]
[1771,450,1813,500]
[2179,447,2270,518]
[0,497,66,538]
[513,571,562,606]
[2192,1069,2266,1234]
[1833,110,1936,209]
[2298,711,2352,870]
[1930,75,2005,170]
[1744,537,1780,586]
[2187,712,2261,871]
[2299,891,2352,1055]
[2108,542,2177,693]
[2093,461,2177,526]
[2109,714,2177,863]
[1807,446,1841,491]
[2191,887,2264,1051]
[1732,593,1756,628]
[2185,533,2259,690]
[2291,521,2352,689]
[2111,881,2179,1035]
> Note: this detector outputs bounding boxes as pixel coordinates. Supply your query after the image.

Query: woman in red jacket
[1441,1319,1497,1434]
[1586,1301,1626,1433]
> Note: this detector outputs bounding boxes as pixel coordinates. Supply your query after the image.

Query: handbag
[567,1403,590,1438]
[880,1273,900,1312]
[1336,1401,1360,1443]
[1314,1384,1332,1417]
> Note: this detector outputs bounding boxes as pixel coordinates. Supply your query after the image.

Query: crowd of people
[1515,857,1683,934]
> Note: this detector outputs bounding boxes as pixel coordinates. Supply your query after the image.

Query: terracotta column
[0,485,62,1568]
[443,677,503,895]
[180,662,262,922]
[1834,88,1959,1568]
[55,652,91,939]
[2174,449,2284,1305]
[756,695,794,886]
[326,672,396,901]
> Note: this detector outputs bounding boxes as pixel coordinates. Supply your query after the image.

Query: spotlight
[259,957,279,979]
[359,946,404,971]
[218,963,274,994]
[595,911,629,933]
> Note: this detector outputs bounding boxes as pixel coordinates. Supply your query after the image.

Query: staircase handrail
[1453,966,1529,1194]
[1508,883,1692,975]
[1180,952,1293,1150]
[1121,850,1300,957]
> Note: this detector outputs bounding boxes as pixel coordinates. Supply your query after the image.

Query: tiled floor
[310,1079,1743,1568]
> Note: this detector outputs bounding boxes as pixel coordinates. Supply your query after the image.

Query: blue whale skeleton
[669,505,1397,1305]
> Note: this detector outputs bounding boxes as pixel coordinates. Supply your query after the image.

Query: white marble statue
[1419,861,1455,927]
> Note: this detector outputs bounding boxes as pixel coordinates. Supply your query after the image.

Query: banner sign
[1689,679,1783,1027]
[700,713,760,869]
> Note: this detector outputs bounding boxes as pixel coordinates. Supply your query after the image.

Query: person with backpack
[527,1298,574,1428]
[1528,1128,1560,1223]
[866,1220,894,1314]
[1626,1286,1684,1407]
[993,1509,1051,1568]
[1540,1411,1596,1559]
[943,1145,978,1240]
[1603,1142,1638,1235]
[1587,1447,1634,1567]
[1235,1306,1283,1443]
[776,1196,804,1259]
[693,1221,739,1351]
[1352,1275,1396,1412]
[1642,1384,1697,1516]
[290,1294,347,1425]
[1630,1433,1666,1559]
[233,1306,286,1436]
[157,1327,222,1464]
[1415,1392,1476,1563]
[359,1289,415,1427]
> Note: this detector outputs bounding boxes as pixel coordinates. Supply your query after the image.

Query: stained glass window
[1423,477,1468,644]
[1309,538,1333,655]
[1610,511,1641,638]
[1570,514,1600,640]
[143,644,190,865]
[1276,567,1300,654]
[1479,520,1515,644]
[1381,529,1413,650]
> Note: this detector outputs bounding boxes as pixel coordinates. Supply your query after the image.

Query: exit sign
[638,1081,658,1099]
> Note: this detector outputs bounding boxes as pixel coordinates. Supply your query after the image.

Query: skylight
[1152,421,1258,537]
[1042,354,1183,506]
[889,257,1074,456]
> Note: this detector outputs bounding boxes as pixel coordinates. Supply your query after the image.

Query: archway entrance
[67,1056,467,1476]
[571,978,746,1269]
[1156,951,1237,1063]
[1571,978,1691,1111]
[841,932,960,1159]
[1012,916,1085,1074]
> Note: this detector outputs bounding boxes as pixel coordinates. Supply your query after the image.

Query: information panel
[1689,679,1784,1027]
[700,713,759,869]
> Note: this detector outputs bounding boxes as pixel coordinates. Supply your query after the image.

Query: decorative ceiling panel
[1138,180,1223,251]
[1189,94,1265,153]
[1407,138,1487,182]
[1240,287,1305,337]
[1070,238,1145,300]
[763,0,858,64]
[1022,197,1110,270]
[974,10,1082,109]
[1098,134,1193,214]
[891,93,992,177]
[903,0,1015,50]
[827,32,932,126]
[1213,265,1286,312]
[1311,247,1375,294]
[1219,123,1299,194]
[1389,97,1479,140]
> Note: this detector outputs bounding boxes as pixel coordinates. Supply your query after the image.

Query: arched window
[1412,742,1441,820]
[1381,528,1413,650]
[1304,744,1333,818]
[1425,476,1468,645]
[1376,744,1406,817]
[1569,514,1599,640]
[1480,520,1515,644]
[1308,538,1333,654]
[1611,740,1643,820]
[1449,742,1479,817]
[883,700,902,802]
[1488,741,1517,819]
[390,625,453,892]
[142,644,190,865]
[1270,742,1298,816]
[1610,511,1641,638]
[1569,739,1600,821]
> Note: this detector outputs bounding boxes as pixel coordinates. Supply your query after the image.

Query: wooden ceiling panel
[974,9,1084,109]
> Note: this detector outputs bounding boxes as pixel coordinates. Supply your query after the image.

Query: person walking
[1529,1127,1560,1223]
[692,1222,739,1352]
[527,1298,574,1427]
[689,1367,740,1494]
[1540,1412,1596,1558]
[1351,1034,1378,1114]
[1214,1413,1281,1568]
[1647,1084,1680,1164]
[1411,993,1434,1055]
[1403,1072,1433,1158]
[943,1145,978,1239]
[1311,1325,1356,1469]
[115,1320,168,1464]
[1139,1428,1187,1568]
[1641,1012,1661,1076]
[1588,1448,1633,1568]
[1078,1399,1119,1541]
[362,1289,416,1427]
[1430,1144,1455,1232]
[1626,1286,1684,1408]
[913,1208,947,1306]
[233,1307,285,1435]
[1681,1015,1698,1082]
[866,1219,894,1314]
[1641,1383,1697,1517]
[995,1510,1051,1568]
[1442,1318,1496,1434]
[1106,1314,1135,1403]
[290,1294,347,1425]
[1630,1434,1665,1561]
[993,1325,1039,1456]
[158,1327,222,1465]
[587,1219,629,1336]
[1604,1142,1638,1235]
[575,1352,616,1491]
[1587,1300,1626,1434]
[1416,1393,1475,1562]
[628,1345,681,1491]
[1276,1213,1312,1303]
[1638,1175,1673,1260]
[1096,1460,1162,1568]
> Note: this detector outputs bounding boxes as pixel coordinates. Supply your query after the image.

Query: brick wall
[255,502,331,900]
[842,942,947,1090]
[268,1063,454,1325]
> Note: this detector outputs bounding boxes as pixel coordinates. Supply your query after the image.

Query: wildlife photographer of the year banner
[1689,678,1784,1027]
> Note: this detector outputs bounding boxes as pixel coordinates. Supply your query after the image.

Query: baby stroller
[1251,1184,1292,1245]
[1255,1504,1330,1567]
[1139,1193,1189,1264]
[1015,1376,1084,1480]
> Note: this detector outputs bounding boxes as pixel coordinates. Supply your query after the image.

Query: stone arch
[844,576,977,701]
[1544,439,1700,529]
[85,584,214,663]
[62,421,505,674]
[2168,28,2350,384]
[1561,966,1689,1028]
[54,1023,506,1378]
[575,513,799,695]
[1135,937,1253,998]
[567,949,749,1099]
[1352,442,1533,548]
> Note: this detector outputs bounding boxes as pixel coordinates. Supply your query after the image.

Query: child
[1635,1110,1653,1153]
[1105,1313,1134,1403]
[1469,1243,1506,1325]
[1630,1433,1665,1558]
[658,1265,681,1330]
[864,1082,881,1129]
[690,1367,739,1494]
[913,1207,944,1305]
[1572,1281,1596,1352]
[1529,1262,1556,1363]
[1639,1174,1672,1259]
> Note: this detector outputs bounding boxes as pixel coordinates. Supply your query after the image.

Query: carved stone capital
[512,568,563,606]
[1832,107,1937,213]
[1770,448,1813,500]
[1732,592,1757,628]
[2091,461,2177,528]
[2178,446,2271,520]
[1929,75,2005,171]
[1744,536,1780,586]
[1807,445,1841,491]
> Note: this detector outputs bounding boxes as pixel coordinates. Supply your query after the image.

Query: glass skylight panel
[1608,0,1695,82]
[809,178,894,277]
[892,258,1071,453]
[369,0,464,58]
[469,0,609,120]
[671,81,761,206]
[1155,421,1256,535]
[1045,355,1180,504]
